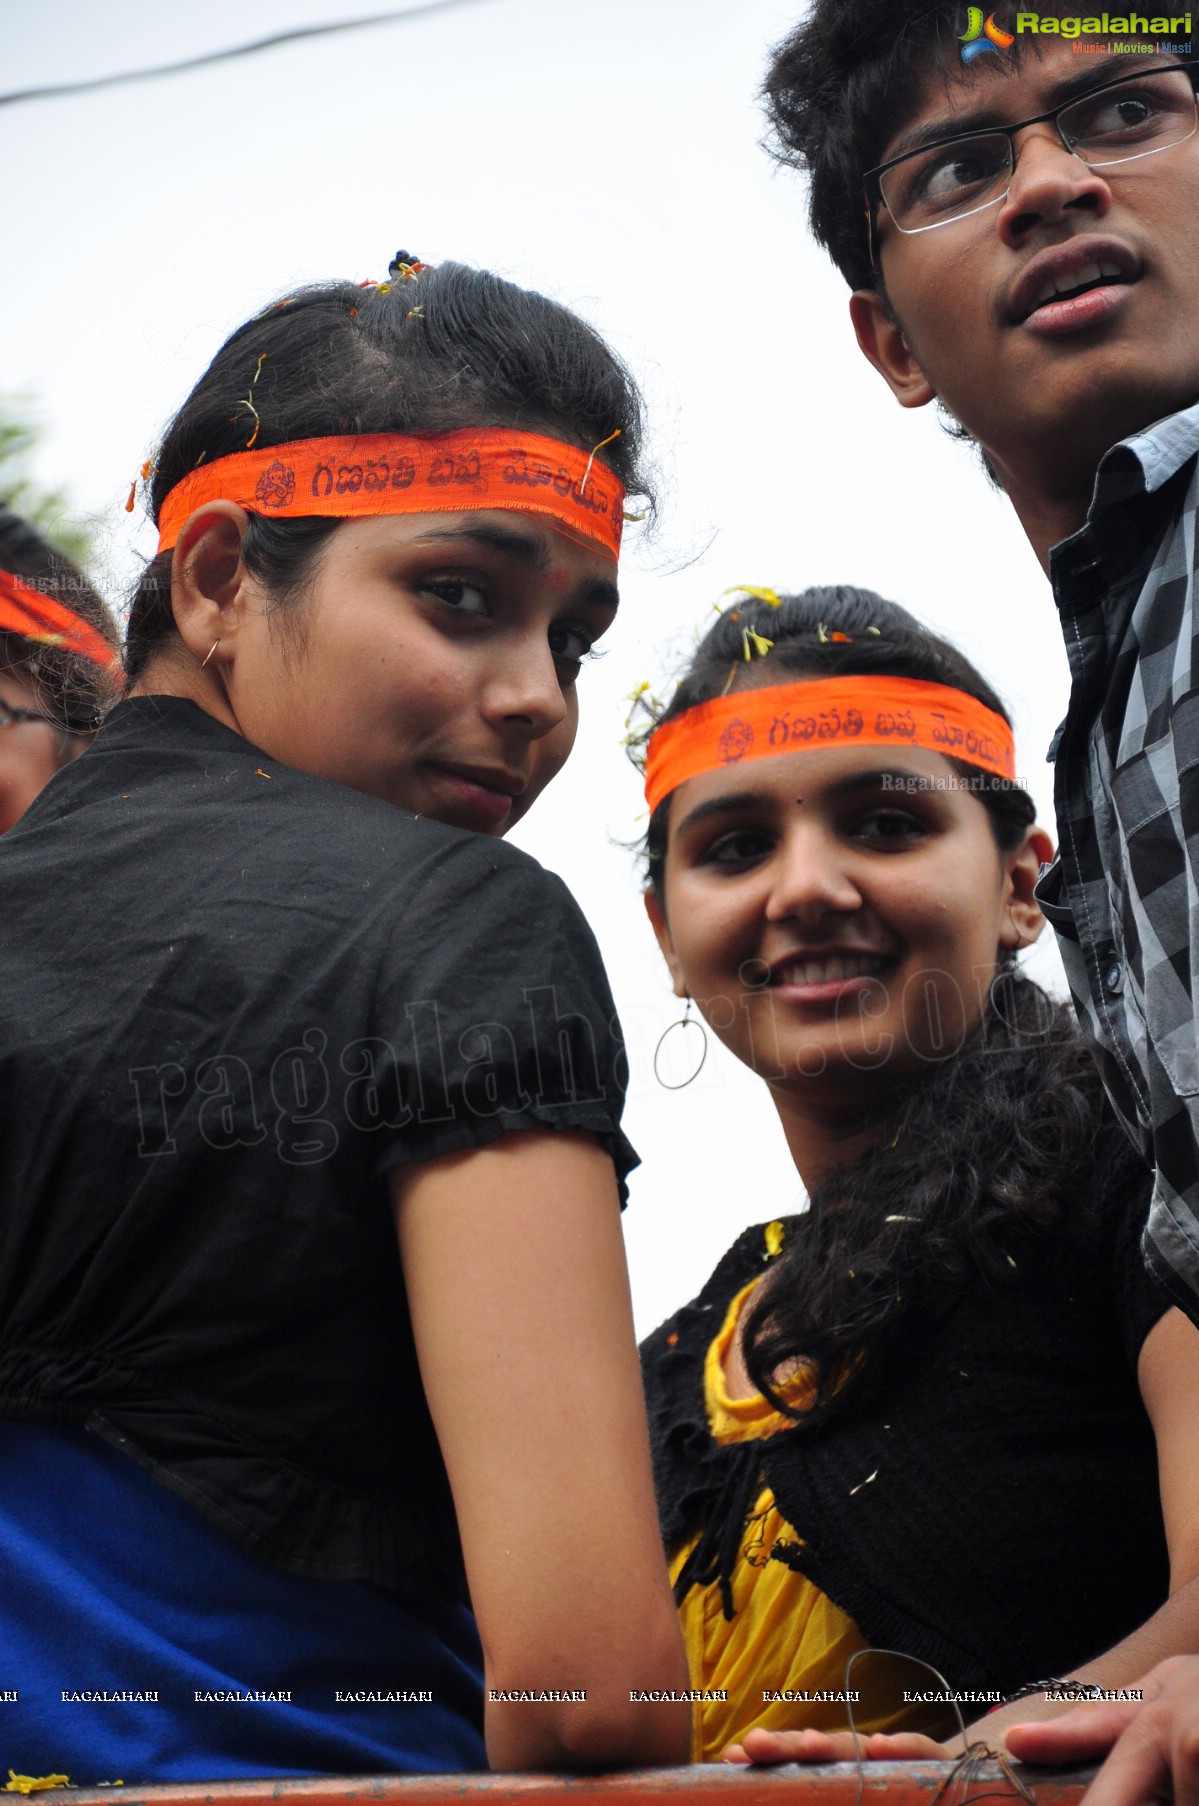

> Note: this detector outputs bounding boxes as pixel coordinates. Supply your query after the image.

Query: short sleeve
[1095,1124,1173,1367]
[359,837,638,1197]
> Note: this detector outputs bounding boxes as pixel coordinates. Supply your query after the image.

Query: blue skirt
[0,1423,485,1783]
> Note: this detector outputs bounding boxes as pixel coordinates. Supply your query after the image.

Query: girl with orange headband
[0,260,688,1783]
[0,505,121,833]
[637,586,1199,1762]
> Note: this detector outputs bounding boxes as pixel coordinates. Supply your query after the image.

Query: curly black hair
[742,972,1147,1424]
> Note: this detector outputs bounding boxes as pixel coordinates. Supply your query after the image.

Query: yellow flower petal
[723,585,784,609]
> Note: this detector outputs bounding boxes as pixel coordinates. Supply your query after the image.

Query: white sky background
[3,0,1069,1334]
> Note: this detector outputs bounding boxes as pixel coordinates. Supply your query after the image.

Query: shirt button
[1105,960,1124,995]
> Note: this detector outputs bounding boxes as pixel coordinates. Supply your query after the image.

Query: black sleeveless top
[643,1168,1171,1698]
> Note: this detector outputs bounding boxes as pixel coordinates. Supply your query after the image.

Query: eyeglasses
[863,60,1199,267]
[0,699,58,731]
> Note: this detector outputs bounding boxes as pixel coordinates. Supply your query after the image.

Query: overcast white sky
[3,0,1070,1332]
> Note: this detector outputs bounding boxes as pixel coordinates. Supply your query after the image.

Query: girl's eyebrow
[409,521,619,613]
[675,766,934,836]
[833,766,934,795]
[411,521,552,564]
[674,791,768,836]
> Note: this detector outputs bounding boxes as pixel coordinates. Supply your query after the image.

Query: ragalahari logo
[960,7,1018,56]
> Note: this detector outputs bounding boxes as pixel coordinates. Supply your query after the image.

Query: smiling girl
[0,259,688,1783]
[638,585,1199,1762]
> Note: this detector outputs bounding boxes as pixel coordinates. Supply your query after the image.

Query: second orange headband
[643,677,1017,814]
[155,429,625,562]
[0,567,118,670]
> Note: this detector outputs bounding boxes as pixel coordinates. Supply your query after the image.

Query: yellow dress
[672,1268,939,1762]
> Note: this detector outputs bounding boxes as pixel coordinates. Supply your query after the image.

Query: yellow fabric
[702,1276,815,1440]
[673,1271,930,1762]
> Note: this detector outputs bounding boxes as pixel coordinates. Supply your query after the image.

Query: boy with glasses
[763,4,1199,1326]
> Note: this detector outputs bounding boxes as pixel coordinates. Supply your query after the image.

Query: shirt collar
[1090,398,1199,515]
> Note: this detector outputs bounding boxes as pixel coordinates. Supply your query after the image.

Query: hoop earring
[200,641,220,669]
[653,998,708,1090]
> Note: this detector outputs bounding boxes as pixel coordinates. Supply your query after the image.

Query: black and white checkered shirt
[1035,401,1199,1321]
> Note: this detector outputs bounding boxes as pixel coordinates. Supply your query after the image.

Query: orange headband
[0,567,119,671]
[155,429,625,561]
[643,677,1017,814]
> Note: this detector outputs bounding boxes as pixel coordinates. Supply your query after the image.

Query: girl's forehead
[668,741,966,821]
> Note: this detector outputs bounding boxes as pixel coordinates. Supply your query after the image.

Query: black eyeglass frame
[861,57,1199,273]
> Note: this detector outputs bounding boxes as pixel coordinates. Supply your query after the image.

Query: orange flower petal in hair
[0,567,119,670]
[643,676,1016,814]
[155,429,625,562]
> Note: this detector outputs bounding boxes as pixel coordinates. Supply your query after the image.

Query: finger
[735,1727,850,1765]
[730,1727,951,1768]
[861,1733,952,1761]
[1004,1703,1142,1766]
[1073,1710,1176,1806]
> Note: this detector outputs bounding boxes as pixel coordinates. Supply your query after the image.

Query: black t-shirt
[0,696,635,1605]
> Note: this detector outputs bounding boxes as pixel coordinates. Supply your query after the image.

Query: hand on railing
[721,1726,954,1766]
[1004,1656,1199,1806]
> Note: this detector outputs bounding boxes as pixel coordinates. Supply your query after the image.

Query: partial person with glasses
[762,6,1199,1382]
[0,504,121,832]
